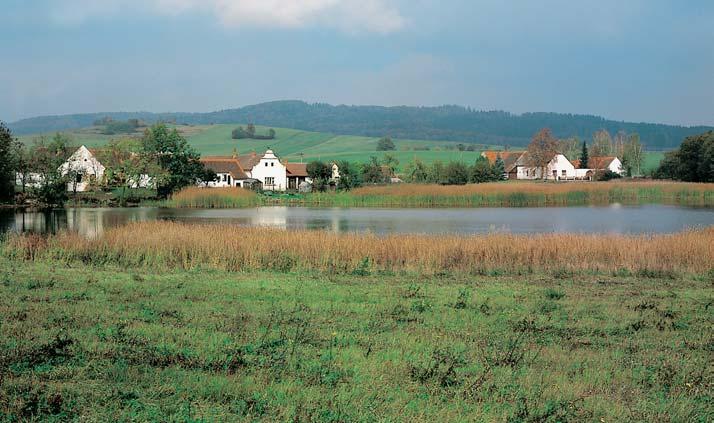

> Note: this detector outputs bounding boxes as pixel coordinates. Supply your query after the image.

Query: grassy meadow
[17,122,667,174]
[1,229,712,421]
[167,181,714,208]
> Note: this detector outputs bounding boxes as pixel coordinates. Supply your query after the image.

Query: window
[75,174,82,183]
[552,170,557,176]
[265,177,274,186]
[271,162,274,167]
[561,169,566,176]
[265,162,268,167]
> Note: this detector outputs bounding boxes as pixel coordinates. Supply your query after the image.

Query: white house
[201,149,313,191]
[513,152,577,180]
[573,156,624,178]
[59,145,106,192]
[250,149,287,191]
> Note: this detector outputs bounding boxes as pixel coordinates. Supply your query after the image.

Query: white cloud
[49,0,405,34]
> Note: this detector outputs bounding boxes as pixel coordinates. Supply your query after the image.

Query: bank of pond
[166,181,714,208]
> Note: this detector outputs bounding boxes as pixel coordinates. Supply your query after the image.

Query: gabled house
[573,156,625,176]
[200,149,314,192]
[481,151,524,180]
[513,152,576,180]
[59,145,106,192]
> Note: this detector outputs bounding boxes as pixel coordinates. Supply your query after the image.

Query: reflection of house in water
[251,207,288,229]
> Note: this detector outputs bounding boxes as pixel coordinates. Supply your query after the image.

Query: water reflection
[1,205,713,237]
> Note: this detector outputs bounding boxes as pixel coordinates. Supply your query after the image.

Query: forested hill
[9,100,712,149]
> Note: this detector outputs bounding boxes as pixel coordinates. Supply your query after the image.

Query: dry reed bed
[351,180,714,197]
[6,221,714,275]
[169,186,258,208]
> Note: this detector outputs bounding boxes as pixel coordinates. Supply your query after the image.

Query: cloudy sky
[2,0,713,125]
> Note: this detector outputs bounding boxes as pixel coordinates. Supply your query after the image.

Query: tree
[622,133,644,176]
[335,160,362,190]
[654,131,714,182]
[12,140,31,194]
[0,122,16,202]
[526,128,558,180]
[231,127,247,139]
[98,139,165,205]
[381,153,399,177]
[362,156,388,184]
[404,158,430,183]
[306,160,332,191]
[444,161,469,185]
[591,129,613,157]
[578,141,589,169]
[142,124,206,197]
[428,161,445,184]
[28,133,73,207]
[470,155,493,183]
[557,137,580,161]
[268,128,276,139]
[377,137,395,151]
[492,154,505,180]
[246,123,256,138]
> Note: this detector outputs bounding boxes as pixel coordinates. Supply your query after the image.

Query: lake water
[1,205,713,237]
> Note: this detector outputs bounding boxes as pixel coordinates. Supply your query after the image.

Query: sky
[1,0,713,126]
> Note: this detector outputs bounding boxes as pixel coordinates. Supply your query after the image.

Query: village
[16,144,625,195]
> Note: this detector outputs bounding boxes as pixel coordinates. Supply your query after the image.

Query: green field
[1,256,711,421]
[17,123,666,172]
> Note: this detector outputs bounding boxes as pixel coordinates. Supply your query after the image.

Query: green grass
[643,151,665,173]
[0,256,711,421]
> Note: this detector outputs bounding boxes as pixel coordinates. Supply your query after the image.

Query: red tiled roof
[574,157,617,169]
[481,151,524,172]
[200,157,248,179]
[285,163,308,177]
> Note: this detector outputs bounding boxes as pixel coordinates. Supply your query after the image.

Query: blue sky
[2,0,713,125]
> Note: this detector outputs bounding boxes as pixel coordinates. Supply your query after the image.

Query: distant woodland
[9,101,712,149]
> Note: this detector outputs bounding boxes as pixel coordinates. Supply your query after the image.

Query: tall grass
[167,181,714,208]
[167,187,259,208]
[6,221,713,275]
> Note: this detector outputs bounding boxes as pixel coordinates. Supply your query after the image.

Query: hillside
[9,101,712,149]
[17,124,497,171]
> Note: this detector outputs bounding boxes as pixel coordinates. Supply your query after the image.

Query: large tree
[377,137,395,151]
[28,133,73,207]
[99,138,166,205]
[0,122,16,202]
[142,124,205,197]
[655,131,714,182]
[526,128,558,180]
[578,141,589,169]
[591,129,613,157]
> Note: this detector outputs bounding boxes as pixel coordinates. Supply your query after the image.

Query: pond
[1,205,713,238]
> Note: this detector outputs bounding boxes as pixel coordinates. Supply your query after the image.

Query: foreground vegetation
[1,252,712,421]
[6,222,713,275]
[167,181,714,208]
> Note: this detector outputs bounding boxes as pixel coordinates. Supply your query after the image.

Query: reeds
[6,221,713,275]
[166,181,714,208]
[167,187,259,208]
[347,181,714,207]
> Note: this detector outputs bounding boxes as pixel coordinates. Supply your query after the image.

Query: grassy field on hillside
[0,253,711,421]
[16,123,667,172]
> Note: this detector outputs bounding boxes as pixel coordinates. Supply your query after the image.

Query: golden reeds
[6,221,713,275]
[168,187,258,208]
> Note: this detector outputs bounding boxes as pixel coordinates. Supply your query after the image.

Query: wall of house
[517,154,576,180]
[251,150,287,191]
[59,146,105,192]
[609,158,624,175]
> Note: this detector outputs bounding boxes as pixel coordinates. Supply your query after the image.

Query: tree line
[0,122,215,206]
[12,101,711,150]
[231,124,276,140]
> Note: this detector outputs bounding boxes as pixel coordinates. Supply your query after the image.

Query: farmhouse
[200,149,317,192]
[481,151,524,179]
[60,145,106,192]
[482,150,624,181]
[573,157,624,176]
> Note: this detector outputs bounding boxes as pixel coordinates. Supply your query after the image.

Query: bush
[597,170,622,181]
